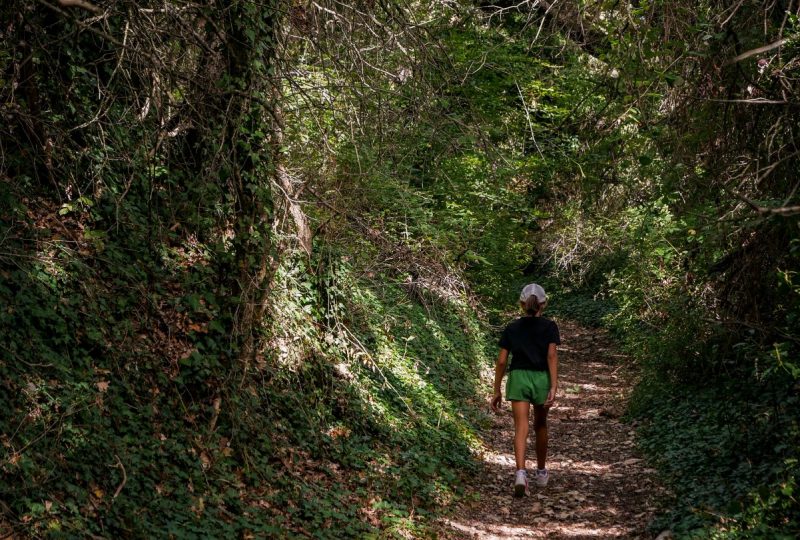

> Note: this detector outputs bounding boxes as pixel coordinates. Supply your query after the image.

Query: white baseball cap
[519,283,547,303]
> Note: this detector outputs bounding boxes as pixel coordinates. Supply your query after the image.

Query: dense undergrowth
[547,206,800,530]
[0,192,492,537]
[0,2,498,536]
[3,0,800,538]
[546,187,800,536]
[553,273,800,538]
[521,1,800,535]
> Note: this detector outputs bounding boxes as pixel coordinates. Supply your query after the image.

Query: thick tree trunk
[223,3,311,370]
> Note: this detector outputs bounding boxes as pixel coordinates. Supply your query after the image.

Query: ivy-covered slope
[0,2,503,537]
[0,192,495,537]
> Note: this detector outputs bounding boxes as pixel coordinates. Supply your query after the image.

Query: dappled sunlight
[439,321,664,539]
[4,0,791,536]
[483,452,516,468]
[443,517,634,539]
[557,380,616,394]
[549,459,611,475]
[443,518,545,539]
[557,524,631,537]
[550,405,577,414]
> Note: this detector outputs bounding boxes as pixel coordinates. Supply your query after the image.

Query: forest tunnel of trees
[1,0,799,537]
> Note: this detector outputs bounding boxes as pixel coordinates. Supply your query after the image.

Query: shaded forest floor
[437,321,668,539]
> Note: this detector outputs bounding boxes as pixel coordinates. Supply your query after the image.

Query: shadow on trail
[438,321,667,540]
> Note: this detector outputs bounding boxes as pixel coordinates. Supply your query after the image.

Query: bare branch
[57,0,102,15]
[725,38,789,65]
[719,0,747,27]
[726,188,800,217]
[112,455,127,499]
[765,205,800,216]
[705,98,798,105]
[37,0,124,47]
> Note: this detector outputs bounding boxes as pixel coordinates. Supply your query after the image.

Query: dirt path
[438,320,667,539]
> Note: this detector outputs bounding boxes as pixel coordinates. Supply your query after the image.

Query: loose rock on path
[438,320,668,539]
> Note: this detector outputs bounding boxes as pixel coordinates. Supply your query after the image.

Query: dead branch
[112,454,127,499]
[705,98,797,105]
[37,0,124,47]
[57,0,102,15]
[760,204,800,216]
[726,189,800,217]
[208,396,222,432]
[725,38,789,65]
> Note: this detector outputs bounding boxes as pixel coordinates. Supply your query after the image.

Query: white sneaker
[513,469,528,497]
[535,468,549,487]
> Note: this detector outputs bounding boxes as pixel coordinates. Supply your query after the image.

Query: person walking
[490,283,560,497]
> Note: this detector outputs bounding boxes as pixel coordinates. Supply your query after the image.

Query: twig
[36,0,124,47]
[724,187,800,217]
[58,0,102,14]
[208,396,222,432]
[704,98,797,105]
[516,80,544,158]
[702,318,800,344]
[112,454,127,499]
[719,0,747,27]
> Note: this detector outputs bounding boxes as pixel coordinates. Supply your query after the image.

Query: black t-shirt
[498,316,560,371]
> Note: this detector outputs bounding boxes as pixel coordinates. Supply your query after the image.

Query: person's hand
[490,392,502,414]
[544,386,557,408]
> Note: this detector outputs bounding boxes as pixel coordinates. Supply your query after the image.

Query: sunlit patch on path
[437,321,667,539]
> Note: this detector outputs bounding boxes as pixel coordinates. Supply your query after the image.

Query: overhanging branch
[725,38,788,65]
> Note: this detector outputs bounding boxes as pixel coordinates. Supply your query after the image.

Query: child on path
[490,283,560,497]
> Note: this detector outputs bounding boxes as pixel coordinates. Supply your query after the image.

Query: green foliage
[0,2,495,536]
[0,211,492,537]
[548,289,617,328]
[631,371,800,538]
[4,0,800,537]
[471,2,800,537]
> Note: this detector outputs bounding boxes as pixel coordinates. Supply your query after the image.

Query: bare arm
[545,343,558,407]
[490,348,509,413]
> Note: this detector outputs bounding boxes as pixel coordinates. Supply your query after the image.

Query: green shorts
[506,369,551,404]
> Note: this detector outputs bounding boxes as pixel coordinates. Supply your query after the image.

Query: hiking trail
[438,320,668,539]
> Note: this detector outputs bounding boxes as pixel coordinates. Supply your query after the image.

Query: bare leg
[511,400,531,470]
[533,404,549,469]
